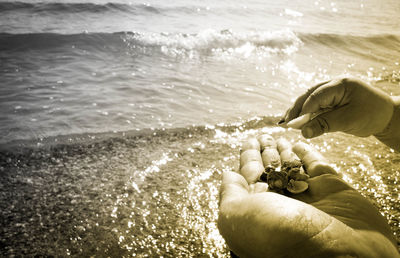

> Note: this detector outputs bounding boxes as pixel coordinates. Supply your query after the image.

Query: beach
[1,0,400,256]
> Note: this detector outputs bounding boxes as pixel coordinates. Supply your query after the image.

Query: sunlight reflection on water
[95,126,400,256]
[1,123,399,256]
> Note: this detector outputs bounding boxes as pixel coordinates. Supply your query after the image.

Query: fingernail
[302,126,314,138]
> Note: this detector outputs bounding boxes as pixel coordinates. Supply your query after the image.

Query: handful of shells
[240,135,309,194]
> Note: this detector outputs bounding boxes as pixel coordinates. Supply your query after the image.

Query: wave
[125,29,304,57]
[1,30,399,58]
[0,1,158,14]
[0,1,269,15]
[298,32,400,49]
[0,32,126,51]
[0,29,303,57]
[0,1,216,16]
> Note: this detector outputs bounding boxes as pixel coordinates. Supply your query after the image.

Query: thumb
[301,105,352,138]
[219,171,249,206]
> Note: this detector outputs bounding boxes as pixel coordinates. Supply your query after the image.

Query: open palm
[218,138,399,258]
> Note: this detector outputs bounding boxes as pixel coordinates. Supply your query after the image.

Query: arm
[374,96,400,151]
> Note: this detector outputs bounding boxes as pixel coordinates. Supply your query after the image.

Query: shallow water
[1,121,400,256]
[1,0,400,256]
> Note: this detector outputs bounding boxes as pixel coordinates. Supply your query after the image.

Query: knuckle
[315,116,330,132]
[338,77,360,87]
[338,77,349,84]
[307,92,318,102]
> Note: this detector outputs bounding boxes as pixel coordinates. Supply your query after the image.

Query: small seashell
[259,172,268,182]
[280,148,302,170]
[282,160,302,172]
[286,113,312,129]
[267,171,288,191]
[287,179,309,194]
[264,165,275,174]
[287,166,300,177]
[288,169,310,181]
[287,109,335,129]
[240,135,313,195]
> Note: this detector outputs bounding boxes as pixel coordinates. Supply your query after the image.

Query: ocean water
[0,0,400,256]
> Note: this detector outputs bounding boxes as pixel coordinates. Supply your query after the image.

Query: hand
[280,78,394,138]
[218,137,399,258]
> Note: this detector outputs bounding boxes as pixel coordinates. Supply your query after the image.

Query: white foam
[125,29,303,58]
[284,8,304,17]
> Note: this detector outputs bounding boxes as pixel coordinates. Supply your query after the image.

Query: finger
[220,171,249,206]
[276,138,307,184]
[240,161,265,184]
[261,149,281,170]
[257,134,276,151]
[276,138,302,169]
[300,79,347,116]
[240,137,260,152]
[240,138,264,184]
[258,134,280,170]
[276,137,292,153]
[240,149,262,169]
[276,138,301,167]
[300,105,352,138]
[292,142,337,177]
[280,80,330,124]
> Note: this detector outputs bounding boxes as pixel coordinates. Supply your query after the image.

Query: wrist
[374,96,400,151]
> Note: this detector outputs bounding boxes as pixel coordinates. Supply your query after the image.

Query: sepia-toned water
[0,0,399,256]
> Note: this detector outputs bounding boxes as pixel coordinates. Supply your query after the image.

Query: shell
[264,165,275,174]
[288,168,310,181]
[267,171,288,191]
[287,166,300,177]
[282,160,302,172]
[286,113,312,129]
[280,149,302,171]
[259,172,268,182]
[287,179,309,194]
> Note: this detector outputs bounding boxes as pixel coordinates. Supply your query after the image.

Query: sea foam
[124,29,303,58]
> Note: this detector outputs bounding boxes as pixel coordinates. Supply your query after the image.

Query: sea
[0,0,399,256]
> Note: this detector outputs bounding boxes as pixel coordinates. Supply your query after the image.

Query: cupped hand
[218,136,399,258]
[280,78,394,138]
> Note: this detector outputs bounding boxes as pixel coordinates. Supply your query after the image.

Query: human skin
[279,78,400,151]
[218,138,399,258]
